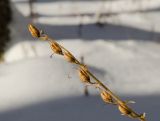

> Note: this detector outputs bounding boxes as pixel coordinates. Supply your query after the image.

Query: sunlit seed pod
[50,42,63,55]
[28,24,40,38]
[78,67,90,83]
[118,104,131,116]
[63,51,77,63]
[100,91,113,104]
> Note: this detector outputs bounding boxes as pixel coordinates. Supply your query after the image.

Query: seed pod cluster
[78,66,90,83]
[50,41,63,55]
[100,91,114,104]
[28,24,40,38]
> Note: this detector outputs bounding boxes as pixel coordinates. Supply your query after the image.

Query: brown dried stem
[28,24,146,121]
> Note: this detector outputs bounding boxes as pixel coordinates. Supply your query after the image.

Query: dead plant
[28,24,146,121]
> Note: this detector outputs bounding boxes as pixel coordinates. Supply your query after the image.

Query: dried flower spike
[28,24,147,121]
[100,91,114,104]
[50,41,63,55]
[28,24,40,38]
[78,67,90,83]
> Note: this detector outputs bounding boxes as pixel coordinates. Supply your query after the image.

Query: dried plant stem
[87,71,144,120]
[59,41,145,121]
[28,24,146,121]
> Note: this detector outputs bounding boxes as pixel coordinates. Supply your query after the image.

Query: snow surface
[0,0,160,121]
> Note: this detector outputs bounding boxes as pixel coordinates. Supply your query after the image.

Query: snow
[0,0,160,121]
[0,57,160,121]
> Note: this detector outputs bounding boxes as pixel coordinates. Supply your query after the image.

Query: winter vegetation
[0,0,160,121]
[28,23,146,121]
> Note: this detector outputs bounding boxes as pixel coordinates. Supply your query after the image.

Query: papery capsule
[100,91,113,104]
[50,41,63,55]
[63,51,77,63]
[78,67,90,83]
[118,103,131,115]
[28,24,40,38]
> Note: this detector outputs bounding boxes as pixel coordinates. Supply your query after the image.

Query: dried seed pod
[78,67,90,83]
[50,41,63,55]
[63,51,77,63]
[100,91,113,104]
[28,24,40,38]
[118,103,131,116]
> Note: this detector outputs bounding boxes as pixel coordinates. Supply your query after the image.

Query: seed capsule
[118,103,131,116]
[28,24,40,38]
[100,91,113,104]
[50,41,63,55]
[78,67,90,83]
[63,51,77,63]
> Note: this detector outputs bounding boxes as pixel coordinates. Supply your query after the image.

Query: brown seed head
[118,103,131,116]
[50,41,63,55]
[100,91,113,104]
[78,67,90,83]
[28,24,40,38]
[63,51,77,63]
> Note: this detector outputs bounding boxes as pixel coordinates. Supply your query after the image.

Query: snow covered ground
[0,0,160,121]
